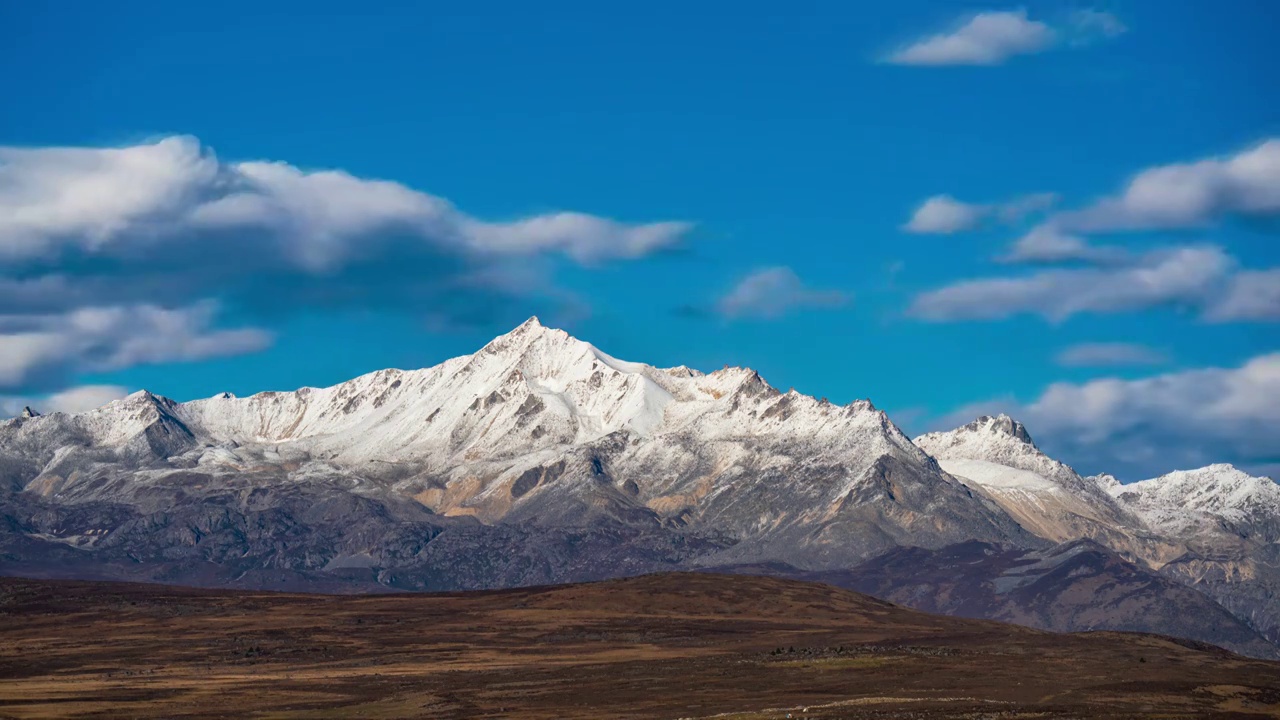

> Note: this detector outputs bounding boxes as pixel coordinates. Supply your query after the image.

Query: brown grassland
[1,573,1279,718]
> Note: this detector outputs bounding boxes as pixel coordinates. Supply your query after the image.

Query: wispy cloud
[717,267,848,320]
[885,8,1124,67]
[909,246,1232,322]
[1055,342,1169,367]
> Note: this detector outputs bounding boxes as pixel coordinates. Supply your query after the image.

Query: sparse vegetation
[0,573,1277,718]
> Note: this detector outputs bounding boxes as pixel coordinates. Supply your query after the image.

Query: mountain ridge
[2,317,1278,656]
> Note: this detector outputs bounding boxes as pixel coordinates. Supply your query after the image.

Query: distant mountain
[1112,464,1280,542]
[1110,465,1280,646]
[915,415,1181,565]
[795,539,1280,660]
[1,318,1277,657]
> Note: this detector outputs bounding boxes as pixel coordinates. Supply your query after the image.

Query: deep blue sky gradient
[1,1,1276,473]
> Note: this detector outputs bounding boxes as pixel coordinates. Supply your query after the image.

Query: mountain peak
[515,315,545,332]
[1088,472,1121,492]
[20,406,39,419]
[475,316,574,359]
[1132,464,1276,494]
[962,414,1036,447]
[1113,464,1280,537]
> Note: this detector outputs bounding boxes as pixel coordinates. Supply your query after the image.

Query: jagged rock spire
[963,413,1035,447]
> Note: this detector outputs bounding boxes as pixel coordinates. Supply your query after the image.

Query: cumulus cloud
[903,195,989,233]
[1055,342,1168,367]
[1053,139,1280,232]
[0,302,270,390]
[933,353,1280,479]
[909,246,1233,321]
[1000,225,1128,264]
[885,9,1123,67]
[0,385,131,418]
[717,267,848,320]
[0,136,691,396]
[904,193,1056,234]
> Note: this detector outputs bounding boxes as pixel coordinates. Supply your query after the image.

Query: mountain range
[2,317,1277,657]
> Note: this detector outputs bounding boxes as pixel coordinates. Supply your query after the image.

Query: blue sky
[1,1,1277,479]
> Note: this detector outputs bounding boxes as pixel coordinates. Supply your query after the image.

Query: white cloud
[1206,268,1280,322]
[717,267,848,319]
[909,246,1233,321]
[1000,225,1128,264]
[933,353,1280,479]
[0,136,691,268]
[1055,342,1168,367]
[0,302,271,390]
[885,9,1124,67]
[903,195,989,233]
[1054,139,1280,232]
[904,192,1056,234]
[1067,9,1128,42]
[0,136,693,397]
[0,384,130,418]
[887,10,1056,66]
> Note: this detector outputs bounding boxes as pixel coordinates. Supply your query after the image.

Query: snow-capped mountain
[1,318,1277,655]
[913,415,1280,649]
[1,317,1026,574]
[1111,464,1280,541]
[913,415,1167,561]
[1108,464,1280,646]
